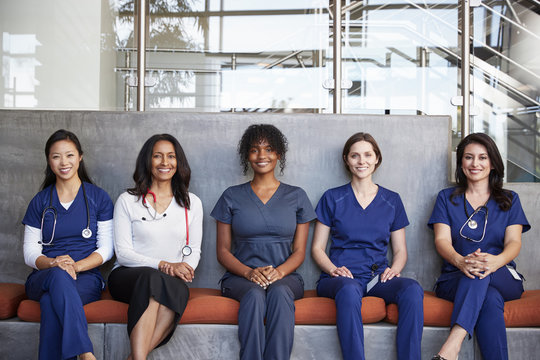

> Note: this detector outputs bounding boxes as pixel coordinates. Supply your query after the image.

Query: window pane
[0,0,129,110]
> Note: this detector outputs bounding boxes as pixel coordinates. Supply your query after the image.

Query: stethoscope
[39,182,92,246]
[459,194,489,243]
[142,190,192,256]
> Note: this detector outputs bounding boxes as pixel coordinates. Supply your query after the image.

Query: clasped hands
[461,248,500,279]
[51,255,78,280]
[330,266,400,283]
[246,265,283,289]
[159,261,195,282]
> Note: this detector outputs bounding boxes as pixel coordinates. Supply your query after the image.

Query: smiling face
[345,140,379,180]
[47,140,82,183]
[151,140,177,183]
[248,139,279,176]
[461,142,493,185]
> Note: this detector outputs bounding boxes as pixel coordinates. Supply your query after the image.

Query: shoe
[431,356,447,360]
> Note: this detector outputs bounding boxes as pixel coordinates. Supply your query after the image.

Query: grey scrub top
[211,182,316,281]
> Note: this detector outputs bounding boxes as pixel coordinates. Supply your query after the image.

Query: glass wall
[342,1,459,121]
[115,0,329,111]
[1,1,538,180]
[0,0,121,110]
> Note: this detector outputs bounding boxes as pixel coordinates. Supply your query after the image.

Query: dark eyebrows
[464,152,488,156]
[250,144,272,149]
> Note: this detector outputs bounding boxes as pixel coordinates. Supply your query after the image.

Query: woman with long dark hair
[23,129,114,360]
[211,124,316,360]
[429,133,530,360]
[311,132,423,360]
[108,134,203,360]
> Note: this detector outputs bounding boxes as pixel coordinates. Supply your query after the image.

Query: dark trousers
[436,266,523,360]
[221,274,304,360]
[318,275,424,360]
[26,267,101,360]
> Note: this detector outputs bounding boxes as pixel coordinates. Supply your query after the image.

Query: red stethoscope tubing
[184,206,189,246]
[143,190,157,205]
[144,189,190,251]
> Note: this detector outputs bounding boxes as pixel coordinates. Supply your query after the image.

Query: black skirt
[108,266,190,346]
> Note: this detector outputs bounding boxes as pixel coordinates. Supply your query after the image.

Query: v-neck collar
[348,182,380,211]
[144,196,174,218]
[52,184,82,214]
[463,194,491,213]
[247,181,282,206]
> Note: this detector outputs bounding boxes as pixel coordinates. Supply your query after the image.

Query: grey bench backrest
[1,111,538,290]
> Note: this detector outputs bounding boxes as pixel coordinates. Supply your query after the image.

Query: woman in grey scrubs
[211,124,316,360]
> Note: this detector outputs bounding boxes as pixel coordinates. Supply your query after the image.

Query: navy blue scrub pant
[317,276,424,360]
[25,267,102,360]
[221,274,304,360]
[435,266,523,360]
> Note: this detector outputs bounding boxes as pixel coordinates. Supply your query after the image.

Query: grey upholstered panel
[1,110,538,290]
[1,110,450,290]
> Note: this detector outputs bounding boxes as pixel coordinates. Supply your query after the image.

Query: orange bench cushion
[17,287,225,323]
[17,288,387,325]
[296,289,386,324]
[385,291,452,326]
[181,296,239,324]
[0,283,27,319]
[385,290,540,327]
[504,290,540,327]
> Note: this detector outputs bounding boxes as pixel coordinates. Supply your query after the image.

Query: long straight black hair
[128,134,191,209]
[41,129,93,190]
[451,133,512,210]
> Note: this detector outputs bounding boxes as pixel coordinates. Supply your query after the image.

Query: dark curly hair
[128,134,191,209]
[238,124,288,175]
[451,132,512,211]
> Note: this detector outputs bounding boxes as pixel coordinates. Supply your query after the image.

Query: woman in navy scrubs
[312,132,423,360]
[22,129,114,360]
[211,124,316,360]
[429,133,530,360]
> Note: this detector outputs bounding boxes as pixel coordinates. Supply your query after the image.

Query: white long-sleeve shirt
[113,192,203,270]
[23,220,114,269]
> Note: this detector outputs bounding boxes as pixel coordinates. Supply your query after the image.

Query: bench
[2,283,540,359]
[1,110,538,359]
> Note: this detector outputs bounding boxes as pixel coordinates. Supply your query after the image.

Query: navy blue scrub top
[316,183,409,280]
[211,182,316,281]
[428,187,530,282]
[22,183,113,278]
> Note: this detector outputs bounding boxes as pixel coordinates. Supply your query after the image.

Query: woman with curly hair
[211,124,316,360]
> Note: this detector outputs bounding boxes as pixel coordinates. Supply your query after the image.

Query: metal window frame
[133,0,474,123]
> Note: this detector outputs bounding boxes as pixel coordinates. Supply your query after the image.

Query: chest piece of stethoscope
[468,219,478,229]
[82,228,92,238]
[182,245,192,256]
